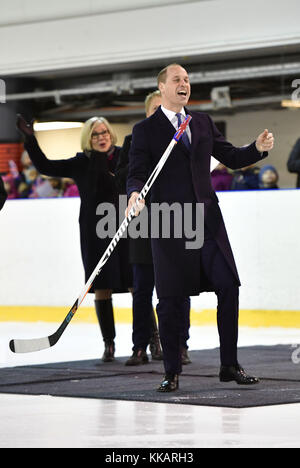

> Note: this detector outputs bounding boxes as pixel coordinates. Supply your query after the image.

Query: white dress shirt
[161,105,192,144]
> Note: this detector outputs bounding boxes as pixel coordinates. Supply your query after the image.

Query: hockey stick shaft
[10,115,192,353]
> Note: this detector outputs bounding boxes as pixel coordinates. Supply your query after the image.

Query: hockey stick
[9,115,192,354]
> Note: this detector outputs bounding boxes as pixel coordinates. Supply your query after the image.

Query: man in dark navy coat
[127,64,274,392]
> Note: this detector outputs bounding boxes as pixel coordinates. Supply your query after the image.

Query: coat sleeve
[24,135,83,179]
[208,115,268,170]
[127,122,152,197]
[0,175,7,210]
[287,138,300,173]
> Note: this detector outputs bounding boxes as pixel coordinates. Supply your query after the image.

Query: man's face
[159,65,191,112]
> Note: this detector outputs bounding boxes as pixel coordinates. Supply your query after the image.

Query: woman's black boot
[95,299,116,362]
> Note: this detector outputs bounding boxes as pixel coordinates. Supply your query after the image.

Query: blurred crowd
[4,132,300,199]
[211,162,279,192]
[1,150,79,200]
[0,150,282,200]
[211,136,300,192]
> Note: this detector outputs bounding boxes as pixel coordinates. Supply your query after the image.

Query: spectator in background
[259,165,279,189]
[287,138,300,188]
[20,150,33,172]
[26,169,45,198]
[7,152,42,199]
[231,164,260,190]
[2,160,24,199]
[0,175,7,210]
[3,174,18,199]
[211,163,233,191]
[17,150,37,198]
[29,176,64,198]
[63,178,80,197]
[8,154,71,199]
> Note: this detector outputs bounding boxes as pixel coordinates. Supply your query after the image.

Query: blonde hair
[80,117,117,151]
[144,90,161,116]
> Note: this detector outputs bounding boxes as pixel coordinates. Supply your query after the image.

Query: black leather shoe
[219,364,260,385]
[181,348,192,365]
[157,374,179,392]
[125,349,149,366]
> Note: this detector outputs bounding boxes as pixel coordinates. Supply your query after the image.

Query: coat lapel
[186,109,202,156]
[155,107,175,139]
[155,107,191,157]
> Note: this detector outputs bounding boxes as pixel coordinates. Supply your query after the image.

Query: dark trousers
[132,263,190,351]
[156,227,239,375]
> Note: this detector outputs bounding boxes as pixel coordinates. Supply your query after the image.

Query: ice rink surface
[1,322,300,448]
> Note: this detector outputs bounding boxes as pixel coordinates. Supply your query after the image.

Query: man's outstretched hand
[256,129,274,153]
[16,114,34,137]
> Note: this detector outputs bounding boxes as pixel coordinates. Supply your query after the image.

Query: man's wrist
[129,191,139,200]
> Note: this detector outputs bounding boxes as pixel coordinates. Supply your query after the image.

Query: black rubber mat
[1,346,299,408]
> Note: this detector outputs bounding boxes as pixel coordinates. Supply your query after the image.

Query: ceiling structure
[5,46,300,123]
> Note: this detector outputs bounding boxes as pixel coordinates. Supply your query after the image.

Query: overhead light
[281,100,300,108]
[34,122,84,131]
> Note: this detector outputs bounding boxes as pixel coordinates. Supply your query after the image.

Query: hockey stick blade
[9,300,79,353]
[10,336,51,354]
[9,115,192,354]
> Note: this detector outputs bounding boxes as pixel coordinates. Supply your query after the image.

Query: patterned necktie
[176,113,191,150]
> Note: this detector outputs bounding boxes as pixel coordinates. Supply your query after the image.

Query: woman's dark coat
[25,136,132,293]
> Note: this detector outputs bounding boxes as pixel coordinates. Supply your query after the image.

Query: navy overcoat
[127,107,267,298]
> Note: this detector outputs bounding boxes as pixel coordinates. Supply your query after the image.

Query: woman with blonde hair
[17,115,132,362]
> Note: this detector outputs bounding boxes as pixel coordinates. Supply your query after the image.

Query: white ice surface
[0,323,300,448]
